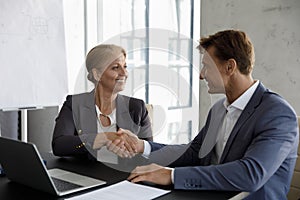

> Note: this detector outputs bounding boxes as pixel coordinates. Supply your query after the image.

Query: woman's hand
[116,128,144,153]
[92,131,120,149]
[93,128,144,158]
[106,128,145,158]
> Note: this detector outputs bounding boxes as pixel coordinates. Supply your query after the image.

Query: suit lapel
[199,100,227,159]
[116,95,140,132]
[79,91,97,134]
[116,94,130,127]
[219,83,267,163]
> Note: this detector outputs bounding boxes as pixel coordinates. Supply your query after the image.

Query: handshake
[92,128,145,158]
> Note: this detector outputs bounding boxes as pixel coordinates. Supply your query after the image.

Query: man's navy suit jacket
[149,83,299,200]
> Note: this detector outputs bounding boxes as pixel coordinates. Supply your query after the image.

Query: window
[64,0,200,144]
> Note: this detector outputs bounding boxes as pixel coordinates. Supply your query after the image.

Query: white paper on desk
[65,180,170,200]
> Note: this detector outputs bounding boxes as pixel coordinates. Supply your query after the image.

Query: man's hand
[127,163,172,185]
[106,128,144,157]
[93,131,133,158]
[93,128,144,158]
[117,128,144,153]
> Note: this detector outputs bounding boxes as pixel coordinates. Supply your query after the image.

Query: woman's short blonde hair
[85,44,126,83]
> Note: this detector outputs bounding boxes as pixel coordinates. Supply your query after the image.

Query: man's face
[200,46,226,94]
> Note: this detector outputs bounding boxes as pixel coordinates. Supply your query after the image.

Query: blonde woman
[52,44,152,163]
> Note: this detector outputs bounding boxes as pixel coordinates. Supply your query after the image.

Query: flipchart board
[0,0,68,110]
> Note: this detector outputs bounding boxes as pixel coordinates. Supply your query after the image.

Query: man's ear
[226,59,237,75]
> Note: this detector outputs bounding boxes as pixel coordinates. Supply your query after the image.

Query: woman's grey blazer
[52,90,152,159]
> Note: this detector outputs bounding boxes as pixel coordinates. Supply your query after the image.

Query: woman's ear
[92,68,100,82]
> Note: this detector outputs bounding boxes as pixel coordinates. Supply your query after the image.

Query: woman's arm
[52,95,90,157]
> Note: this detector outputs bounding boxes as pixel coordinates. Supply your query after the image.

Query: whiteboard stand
[21,109,28,142]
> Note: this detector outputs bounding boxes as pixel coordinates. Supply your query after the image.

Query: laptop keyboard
[51,177,82,192]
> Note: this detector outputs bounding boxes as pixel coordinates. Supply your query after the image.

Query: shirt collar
[224,80,260,111]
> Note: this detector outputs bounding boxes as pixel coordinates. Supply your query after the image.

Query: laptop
[0,137,106,196]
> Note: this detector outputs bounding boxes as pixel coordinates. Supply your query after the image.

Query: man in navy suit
[124,30,299,199]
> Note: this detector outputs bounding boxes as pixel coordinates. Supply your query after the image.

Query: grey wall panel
[0,111,18,139]
[199,0,300,123]
[28,107,59,153]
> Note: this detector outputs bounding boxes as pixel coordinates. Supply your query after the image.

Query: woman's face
[98,54,128,93]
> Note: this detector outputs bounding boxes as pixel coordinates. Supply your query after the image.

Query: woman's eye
[112,65,126,70]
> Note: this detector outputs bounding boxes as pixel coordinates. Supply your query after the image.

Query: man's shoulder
[250,86,297,118]
[261,89,293,110]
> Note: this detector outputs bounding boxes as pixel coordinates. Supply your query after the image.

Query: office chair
[145,104,153,126]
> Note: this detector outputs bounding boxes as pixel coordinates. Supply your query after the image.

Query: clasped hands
[93,129,172,186]
[93,128,144,158]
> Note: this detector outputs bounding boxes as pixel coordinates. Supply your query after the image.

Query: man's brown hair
[198,30,255,75]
